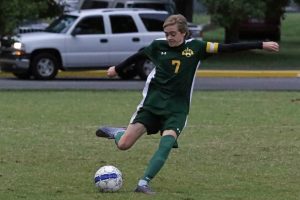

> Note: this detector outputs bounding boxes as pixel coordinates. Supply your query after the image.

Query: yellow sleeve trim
[206,42,219,53]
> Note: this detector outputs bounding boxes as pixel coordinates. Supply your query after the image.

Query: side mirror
[71,27,81,36]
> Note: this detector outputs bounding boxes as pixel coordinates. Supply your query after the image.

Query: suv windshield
[45,15,78,33]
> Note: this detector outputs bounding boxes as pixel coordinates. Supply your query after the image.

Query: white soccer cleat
[96,127,125,139]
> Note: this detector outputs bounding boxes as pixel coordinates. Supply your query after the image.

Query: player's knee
[116,131,140,150]
[117,140,132,150]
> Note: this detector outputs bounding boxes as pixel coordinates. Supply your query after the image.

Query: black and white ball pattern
[94,165,123,192]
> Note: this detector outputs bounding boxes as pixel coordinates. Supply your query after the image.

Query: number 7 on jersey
[172,60,181,74]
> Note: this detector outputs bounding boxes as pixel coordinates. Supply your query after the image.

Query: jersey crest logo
[161,51,167,55]
[182,47,194,57]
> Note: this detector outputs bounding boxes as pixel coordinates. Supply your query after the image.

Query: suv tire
[31,53,59,80]
[136,59,155,80]
[117,64,137,80]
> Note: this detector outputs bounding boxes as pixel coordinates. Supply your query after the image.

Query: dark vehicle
[238,2,285,42]
[238,16,281,41]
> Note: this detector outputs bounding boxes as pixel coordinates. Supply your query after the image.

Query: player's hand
[107,66,117,77]
[262,41,279,52]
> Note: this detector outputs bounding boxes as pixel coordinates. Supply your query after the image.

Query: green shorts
[131,108,188,148]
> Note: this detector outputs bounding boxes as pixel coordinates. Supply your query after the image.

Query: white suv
[0,9,168,80]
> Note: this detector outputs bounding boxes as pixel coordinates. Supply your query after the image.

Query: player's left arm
[262,41,279,52]
[206,41,279,54]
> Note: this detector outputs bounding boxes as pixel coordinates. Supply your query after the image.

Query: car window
[81,0,109,9]
[75,16,105,35]
[128,3,166,10]
[115,3,124,8]
[110,15,138,33]
[139,13,167,32]
[46,15,77,33]
[127,3,175,13]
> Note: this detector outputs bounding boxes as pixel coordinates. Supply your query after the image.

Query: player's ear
[184,31,189,39]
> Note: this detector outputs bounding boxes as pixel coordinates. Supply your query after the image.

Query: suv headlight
[13,42,24,50]
[12,42,25,56]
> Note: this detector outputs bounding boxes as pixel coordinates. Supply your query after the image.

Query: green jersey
[140,38,213,115]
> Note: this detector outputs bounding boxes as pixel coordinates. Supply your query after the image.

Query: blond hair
[163,14,189,37]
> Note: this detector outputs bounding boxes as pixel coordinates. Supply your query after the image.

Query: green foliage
[200,0,289,28]
[0,0,62,35]
[201,0,265,27]
[294,0,300,5]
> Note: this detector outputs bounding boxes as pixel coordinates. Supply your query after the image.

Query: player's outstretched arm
[262,41,279,52]
[107,66,117,77]
[216,41,280,53]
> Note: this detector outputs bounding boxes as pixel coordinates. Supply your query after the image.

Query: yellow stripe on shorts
[206,42,219,53]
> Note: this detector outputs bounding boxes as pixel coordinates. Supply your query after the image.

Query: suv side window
[115,3,124,8]
[110,15,138,33]
[75,16,105,35]
[139,13,167,32]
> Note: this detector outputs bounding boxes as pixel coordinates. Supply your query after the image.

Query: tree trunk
[173,0,194,22]
[224,23,240,43]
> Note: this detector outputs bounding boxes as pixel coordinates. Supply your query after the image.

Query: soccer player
[96,14,279,195]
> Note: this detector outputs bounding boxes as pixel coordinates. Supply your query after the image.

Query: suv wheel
[118,64,137,80]
[136,59,155,80]
[31,53,58,80]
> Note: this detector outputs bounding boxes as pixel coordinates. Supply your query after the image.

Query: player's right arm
[107,51,148,78]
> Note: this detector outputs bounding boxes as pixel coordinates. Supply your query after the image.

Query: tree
[294,0,300,5]
[0,0,62,35]
[200,0,289,43]
[173,0,194,22]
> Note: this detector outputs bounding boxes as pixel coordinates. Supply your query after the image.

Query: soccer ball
[94,165,123,192]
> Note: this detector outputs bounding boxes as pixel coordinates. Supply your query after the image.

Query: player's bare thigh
[117,122,146,150]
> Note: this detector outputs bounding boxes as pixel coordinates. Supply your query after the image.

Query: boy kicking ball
[96,14,279,195]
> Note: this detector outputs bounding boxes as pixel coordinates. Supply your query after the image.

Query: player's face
[164,24,186,47]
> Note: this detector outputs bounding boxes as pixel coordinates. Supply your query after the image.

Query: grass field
[0,90,299,200]
[193,13,300,69]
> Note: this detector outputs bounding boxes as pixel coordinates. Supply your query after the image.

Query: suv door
[65,15,109,68]
[106,14,143,64]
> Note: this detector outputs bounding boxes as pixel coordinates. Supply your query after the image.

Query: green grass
[0,90,299,200]
[193,13,300,69]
